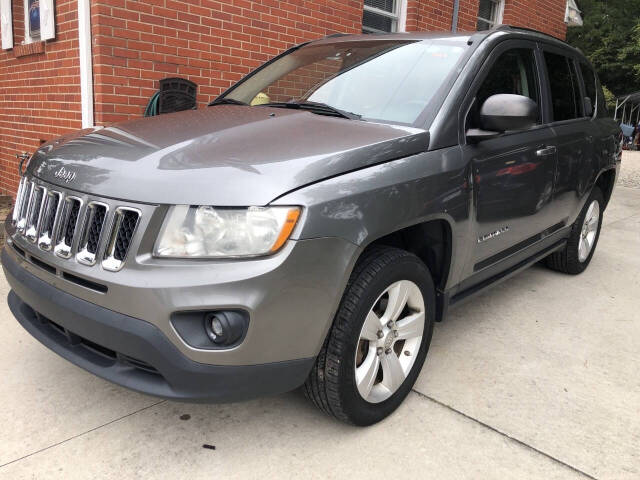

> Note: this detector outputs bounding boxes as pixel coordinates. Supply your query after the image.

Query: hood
[29,105,429,206]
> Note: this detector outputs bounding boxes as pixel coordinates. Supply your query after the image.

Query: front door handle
[536,145,557,156]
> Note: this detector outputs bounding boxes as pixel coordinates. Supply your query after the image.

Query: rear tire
[304,246,435,426]
[545,187,604,275]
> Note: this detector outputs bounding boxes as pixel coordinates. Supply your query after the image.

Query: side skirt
[436,239,566,320]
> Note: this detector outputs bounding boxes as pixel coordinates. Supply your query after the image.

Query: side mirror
[583,96,593,117]
[467,94,538,142]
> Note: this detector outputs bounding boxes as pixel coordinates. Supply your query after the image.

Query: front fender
[271,146,472,289]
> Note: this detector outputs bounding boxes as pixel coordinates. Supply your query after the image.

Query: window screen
[363,0,399,33]
[579,62,596,116]
[365,0,394,10]
[544,52,583,121]
[477,0,503,31]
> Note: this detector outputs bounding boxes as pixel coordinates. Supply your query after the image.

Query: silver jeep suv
[3,27,620,425]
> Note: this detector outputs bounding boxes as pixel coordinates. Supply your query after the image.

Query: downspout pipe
[451,0,460,32]
[78,0,94,128]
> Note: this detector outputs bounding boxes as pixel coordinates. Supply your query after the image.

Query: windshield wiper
[208,97,248,106]
[259,101,362,120]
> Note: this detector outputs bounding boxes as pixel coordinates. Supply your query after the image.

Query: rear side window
[579,63,597,113]
[544,52,583,121]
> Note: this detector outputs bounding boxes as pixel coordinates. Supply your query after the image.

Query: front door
[460,42,559,284]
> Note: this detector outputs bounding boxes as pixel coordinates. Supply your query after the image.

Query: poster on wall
[28,0,40,38]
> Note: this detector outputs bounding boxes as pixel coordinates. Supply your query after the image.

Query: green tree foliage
[566,0,640,97]
[601,85,617,112]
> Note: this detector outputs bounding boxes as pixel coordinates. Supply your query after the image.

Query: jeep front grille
[12,178,143,272]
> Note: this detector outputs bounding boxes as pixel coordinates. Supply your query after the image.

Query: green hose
[144,91,160,117]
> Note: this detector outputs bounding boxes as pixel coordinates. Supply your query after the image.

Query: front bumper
[3,249,314,402]
[5,210,358,366]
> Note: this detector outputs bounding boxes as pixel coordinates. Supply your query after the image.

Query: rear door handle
[536,146,557,156]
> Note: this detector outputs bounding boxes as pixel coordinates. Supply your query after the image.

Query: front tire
[304,246,435,426]
[545,187,604,274]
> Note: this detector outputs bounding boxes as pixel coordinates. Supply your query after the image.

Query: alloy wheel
[354,280,425,403]
[578,200,600,262]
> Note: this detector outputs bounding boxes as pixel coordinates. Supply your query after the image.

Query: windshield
[219,38,467,124]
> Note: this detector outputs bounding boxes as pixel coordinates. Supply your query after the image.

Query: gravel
[620,151,640,189]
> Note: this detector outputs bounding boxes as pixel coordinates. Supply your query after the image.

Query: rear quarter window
[544,52,583,121]
[579,62,597,117]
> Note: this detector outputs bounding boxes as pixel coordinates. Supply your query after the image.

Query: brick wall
[502,0,567,40]
[405,0,565,36]
[455,0,480,31]
[406,0,454,31]
[0,0,82,195]
[91,0,363,125]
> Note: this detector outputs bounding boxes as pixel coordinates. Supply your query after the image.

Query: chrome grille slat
[77,202,109,266]
[103,207,140,272]
[53,196,83,259]
[12,177,27,224]
[64,201,81,246]
[38,191,62,251]
[25,186,46,242]
[16,181,35,231]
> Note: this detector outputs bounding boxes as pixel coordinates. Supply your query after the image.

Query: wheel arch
[594,167,617,210]
[361,218,454,322]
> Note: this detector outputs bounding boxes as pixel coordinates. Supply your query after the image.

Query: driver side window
[469,48,540,129]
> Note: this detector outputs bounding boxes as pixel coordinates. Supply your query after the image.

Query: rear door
[577,60,618,191]
[458,40,559,284]
[540,46,592,225]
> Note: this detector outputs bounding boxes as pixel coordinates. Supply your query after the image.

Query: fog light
[204,311,245,346]
[211,317,224,338]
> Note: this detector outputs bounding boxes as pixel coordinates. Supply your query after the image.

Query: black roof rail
[324,33,350,39]
[492,24,582,53]
[466,31,486,45]
[495,24,559,39]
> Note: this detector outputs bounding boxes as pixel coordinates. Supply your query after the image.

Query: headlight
[154,205,301,258]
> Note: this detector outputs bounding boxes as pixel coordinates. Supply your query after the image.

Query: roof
[310,31,473,45]
[310,25,580,56]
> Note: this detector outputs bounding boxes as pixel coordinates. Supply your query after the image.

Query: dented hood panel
[29,105,429,206]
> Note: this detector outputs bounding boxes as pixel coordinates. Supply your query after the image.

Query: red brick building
[0,0,573,196]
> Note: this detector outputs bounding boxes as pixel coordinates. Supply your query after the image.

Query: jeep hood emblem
[53,166,77,183]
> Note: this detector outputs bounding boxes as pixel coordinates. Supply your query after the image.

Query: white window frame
[23,0,39,44]
[477,0,505,30]
[363,0,407,34]
[1,0,13,49]
[23,0,54,44]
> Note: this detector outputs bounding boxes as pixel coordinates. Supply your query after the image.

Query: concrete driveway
[1,155,639,480]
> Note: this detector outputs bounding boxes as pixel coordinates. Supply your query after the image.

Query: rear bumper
[3,249,314,402]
